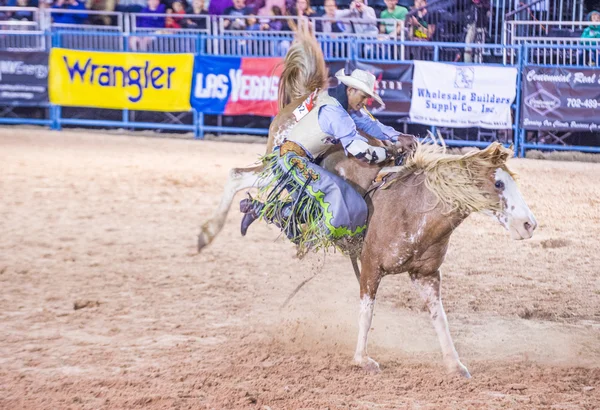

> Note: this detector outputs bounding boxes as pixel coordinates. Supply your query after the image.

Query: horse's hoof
[355,357,381,375]
[197,230,209,252]
[449,362,471,379]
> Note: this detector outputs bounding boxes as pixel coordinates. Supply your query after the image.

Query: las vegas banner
[190,56,283,116]
[409,61,518,129]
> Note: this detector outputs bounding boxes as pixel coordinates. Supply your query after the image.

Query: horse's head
[480,143,537,240]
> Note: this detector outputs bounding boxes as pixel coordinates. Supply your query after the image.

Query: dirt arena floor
[1,128,599,410]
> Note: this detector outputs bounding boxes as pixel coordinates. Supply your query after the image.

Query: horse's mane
[277,23,328,110]
[382,140,515,214]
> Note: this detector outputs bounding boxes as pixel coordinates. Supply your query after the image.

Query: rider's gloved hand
[391,133,417,156]
[346,140,389,165]
[384,144,401,160]
[369,146,388,164]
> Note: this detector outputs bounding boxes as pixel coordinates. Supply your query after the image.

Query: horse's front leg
[411,271,471,378]
[197,165,262,252]
[353,258,382,374]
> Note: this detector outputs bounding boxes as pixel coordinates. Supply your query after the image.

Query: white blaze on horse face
[493,168,537,240]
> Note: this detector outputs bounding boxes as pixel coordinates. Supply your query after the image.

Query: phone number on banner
[566,98,599,109]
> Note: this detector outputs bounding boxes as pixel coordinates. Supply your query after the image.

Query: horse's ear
[491,143,510,165]
[482,142,509,166]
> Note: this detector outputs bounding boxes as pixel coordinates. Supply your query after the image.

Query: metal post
[430,44,440,136]
[193,109,200,139]
[51,106,62,131]
[513,43,524,157]
[519,43,528,158]
[400,20,405,61]
[198,111,204,139]
[51,29,59,48]
[198,31,204,55]
[122,31,129,129]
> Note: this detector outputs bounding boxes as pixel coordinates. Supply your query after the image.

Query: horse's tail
[278,22,328,110]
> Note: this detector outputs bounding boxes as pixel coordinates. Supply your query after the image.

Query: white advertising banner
[409,61,518,129]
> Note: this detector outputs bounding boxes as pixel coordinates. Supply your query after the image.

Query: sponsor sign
[190,56,283,116]
[0,51,49,104]
[409,61,517,129]
[521,66,600,131]
[190,57,410,116]
[49,48,193,111]
[351,61,413,114]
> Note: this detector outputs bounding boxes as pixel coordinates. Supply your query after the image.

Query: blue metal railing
[0,30,599,155]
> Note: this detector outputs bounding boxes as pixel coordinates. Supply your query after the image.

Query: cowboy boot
[274,202,304,245]
[240,198,264,236]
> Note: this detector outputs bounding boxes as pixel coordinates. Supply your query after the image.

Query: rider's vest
[284,90,341,159]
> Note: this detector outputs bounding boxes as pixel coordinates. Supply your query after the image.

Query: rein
[363,160,408,199]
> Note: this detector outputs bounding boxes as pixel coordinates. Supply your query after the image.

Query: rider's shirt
[284,85,397,163]
[350,108,400,142]
[318,105,400,146]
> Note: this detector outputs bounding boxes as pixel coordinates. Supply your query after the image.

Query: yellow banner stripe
[49,48,193,111]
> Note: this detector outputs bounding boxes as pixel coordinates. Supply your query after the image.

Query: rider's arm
[318,104,387,164]
[351,108,400,142]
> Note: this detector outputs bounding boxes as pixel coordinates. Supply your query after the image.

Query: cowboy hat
[335,68,384,107]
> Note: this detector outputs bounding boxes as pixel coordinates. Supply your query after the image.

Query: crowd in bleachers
[0,0,491,44]
[1,0,599,64]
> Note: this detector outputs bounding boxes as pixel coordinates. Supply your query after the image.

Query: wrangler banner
[409,61,517,129]
[49,48,193,111]
[190,56,283,116]
[521,65,600,131]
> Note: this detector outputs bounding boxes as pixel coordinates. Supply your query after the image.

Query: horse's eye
[495,180,505,190]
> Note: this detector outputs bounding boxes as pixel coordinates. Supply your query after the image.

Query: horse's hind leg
[411,270,471,378]
[353,257,382,374]
[197,165,262,252]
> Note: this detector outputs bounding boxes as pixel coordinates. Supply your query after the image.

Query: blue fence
[1,30,599,156]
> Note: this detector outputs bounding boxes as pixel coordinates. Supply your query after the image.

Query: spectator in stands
[286,0,314,17]
[464,0,490,63]
[287,0,316,31]
[0,0,8,21]
[408,0,435,41]
[315,0,345,34]
[86,0,116,25]
[38,0,52,12]
[164,0,188,9]
[223,0,251,29]
[245,0,265,13]
[258,5,289,30]
[165,0,185,28]
[115,0,145,13]
[379,0,407,36]
[9,0,35,21]
[137,0,166,28]
[209,0,232,16]
[582,10,600,65]
[129,0,165,50]
[336,0,378,36]
[51,0,87,24]
[182,0,208,29]
[245,13,261,29]
[258,0,285,17]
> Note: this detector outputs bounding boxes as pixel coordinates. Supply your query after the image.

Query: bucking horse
[196,26,537,377]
